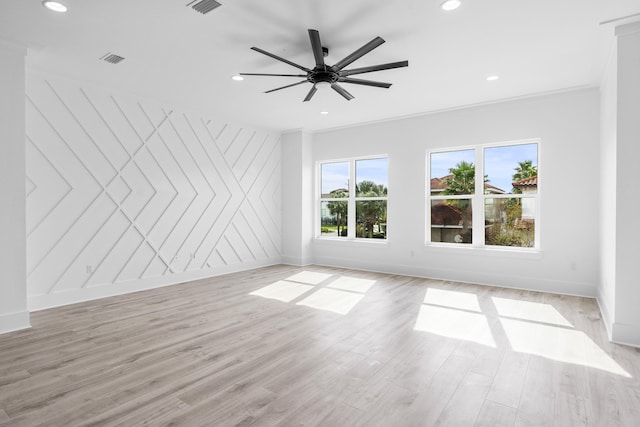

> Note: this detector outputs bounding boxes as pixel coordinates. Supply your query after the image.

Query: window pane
[430,199,472,244]
[430,150,476,196]
[321,162,349,197]
[356,200,387,239]
[484,143,538,195]
[321,201,348,237]
[485,198,535,247]
[356,158,388,197]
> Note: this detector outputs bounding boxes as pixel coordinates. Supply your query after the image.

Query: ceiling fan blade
[264,80,308,93]
[331,83,355,101]
[239,73,308,77]
[303,86,318,102]
[251,47,311,73]
[332,37,385,71]
[338,77,392,88]
[340,60,409,77]
[308,29,325,68]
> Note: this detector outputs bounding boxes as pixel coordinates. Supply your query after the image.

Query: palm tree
[355,180,387,238]
[326,190,348,236]
[512,160,537,194]
[513,160,537,181]
[441,161,479,237]
[442,161,475,195]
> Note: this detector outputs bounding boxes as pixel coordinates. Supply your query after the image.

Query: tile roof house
[512,176,538,194]
[511,176,537,227]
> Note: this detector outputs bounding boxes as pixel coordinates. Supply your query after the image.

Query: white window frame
[426,139,540,251]
[317,155,389,241]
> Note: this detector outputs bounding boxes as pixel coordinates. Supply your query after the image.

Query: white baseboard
[0,310,31,334]
[28,258,282,311]
[595,292,614,341]
[597,292,640,348]
[611,322,640,348]
[281,255,313,267]
[313,255,597,298]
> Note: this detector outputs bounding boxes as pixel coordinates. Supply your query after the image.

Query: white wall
[305,89,601,296]
[612,22,640,346]
[25,71,282,310]
[599,38,617,338]
[281,130,313,265]
[0,41,29,333]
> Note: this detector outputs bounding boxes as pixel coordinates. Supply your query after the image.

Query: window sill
[315,236,389,247]
[424,243,542,259]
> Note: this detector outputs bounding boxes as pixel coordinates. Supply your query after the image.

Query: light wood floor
[1,265,639,426]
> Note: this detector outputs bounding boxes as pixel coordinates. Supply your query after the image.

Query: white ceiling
[1,0,639,132]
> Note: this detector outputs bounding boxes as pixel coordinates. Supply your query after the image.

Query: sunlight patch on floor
[414,305,496,348]
[424,288,482,312]
[285,271,333,285]
[250,272,376,315]
[327,276,376,293]
[491,297,573,327]
[296,288,365,315]
[249,280,314,303]
[500,318,630,377]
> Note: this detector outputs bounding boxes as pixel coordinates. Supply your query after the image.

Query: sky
[430,143,538,193]
[322,158,388,194]
[321,145,537,196]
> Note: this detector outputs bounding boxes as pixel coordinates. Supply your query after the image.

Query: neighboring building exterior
[512,176,537,226]
[430,176,505,243]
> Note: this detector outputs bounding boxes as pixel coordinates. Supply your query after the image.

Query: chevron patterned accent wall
[25,74,281,309]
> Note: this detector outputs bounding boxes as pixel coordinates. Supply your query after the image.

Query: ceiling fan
[240,29,409,102]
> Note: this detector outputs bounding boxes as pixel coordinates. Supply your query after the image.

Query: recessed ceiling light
[441,0,461,11]
[486,75,500,81]
[232,75,244,81]
[42,1,68,12]
[320,111,329,115]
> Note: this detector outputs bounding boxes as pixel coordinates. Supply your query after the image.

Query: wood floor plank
[471,346,506,378]
[486,351,530,408]
[316,401,365,426]
[0,370,30,388]
[553,391,593,426]
[476,400,518,427]
[89,396,191,427]
[354,382,418,427]
[5,396,116,427]
[0,264,638,426]
[402,353,475,426]
[516,356,555,426]
[434,371,493,426]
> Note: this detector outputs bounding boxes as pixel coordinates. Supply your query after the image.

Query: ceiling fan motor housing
[308,68,339,85]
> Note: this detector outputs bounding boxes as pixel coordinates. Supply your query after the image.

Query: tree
[355,180,387,238]
[486,159,537,246]
[441,161,485,237]
[356,180,387,197]
[512,160,537,194]
[513,160,537,181]
[442,161,475,195]
[326,190,348,236]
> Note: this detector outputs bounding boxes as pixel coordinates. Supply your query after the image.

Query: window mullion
[348,160,356,238]
[472,148,484,247]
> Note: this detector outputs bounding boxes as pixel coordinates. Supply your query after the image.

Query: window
[429,149,475,244]
[427,141,539,249]
[319,157,388,240]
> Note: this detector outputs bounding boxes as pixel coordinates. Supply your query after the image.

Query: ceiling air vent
[100,53,125,64]
[187,0,222,14]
